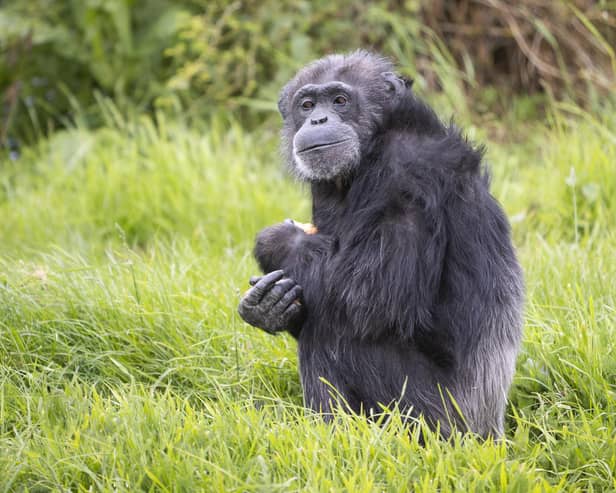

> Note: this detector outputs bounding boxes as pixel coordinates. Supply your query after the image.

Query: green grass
[0,105,615,492]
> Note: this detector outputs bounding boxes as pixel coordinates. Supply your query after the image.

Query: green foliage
[2,0,615,149]
[0,103,615,490]
[0,0,188,142]
[164,1,427,117]
[1,0,464,145]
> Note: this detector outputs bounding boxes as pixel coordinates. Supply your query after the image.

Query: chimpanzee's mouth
[297,139,351,153]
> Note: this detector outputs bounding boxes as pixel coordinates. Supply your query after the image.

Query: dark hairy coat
[254,52,524,438]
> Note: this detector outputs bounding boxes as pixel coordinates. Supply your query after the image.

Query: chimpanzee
[238,51,524,439]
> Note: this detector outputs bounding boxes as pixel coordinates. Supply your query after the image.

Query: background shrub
[1,0,615,149]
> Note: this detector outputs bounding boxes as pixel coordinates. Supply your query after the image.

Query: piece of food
[294,221,317,235]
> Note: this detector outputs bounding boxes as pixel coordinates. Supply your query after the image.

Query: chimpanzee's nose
[310,114,328,125]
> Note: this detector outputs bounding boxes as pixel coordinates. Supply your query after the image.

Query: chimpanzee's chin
[294,146,358,182]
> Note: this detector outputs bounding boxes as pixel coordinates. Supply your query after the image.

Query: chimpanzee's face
[284,80,362,181]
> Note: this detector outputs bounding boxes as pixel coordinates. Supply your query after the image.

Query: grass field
[0,103,615,491]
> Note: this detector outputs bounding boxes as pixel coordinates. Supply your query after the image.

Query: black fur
[238,51,523,438]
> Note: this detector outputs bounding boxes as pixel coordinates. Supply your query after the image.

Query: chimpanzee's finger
[249,276,262,286]
[263,278,297,306]
[275,284,303,310]
[247,270,284,303]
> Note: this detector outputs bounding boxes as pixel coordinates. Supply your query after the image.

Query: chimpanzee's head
[277,51,410,182]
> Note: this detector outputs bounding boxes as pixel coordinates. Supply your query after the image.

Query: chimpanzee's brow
[294,82,353,100]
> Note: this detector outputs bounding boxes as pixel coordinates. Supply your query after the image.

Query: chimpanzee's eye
[301,100,315,110]
[333,95,348,106]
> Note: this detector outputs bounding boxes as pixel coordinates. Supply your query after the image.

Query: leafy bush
[1,0,615,148]
[163,1,428,118]
[0,0,189,143]
[0,0,431,138]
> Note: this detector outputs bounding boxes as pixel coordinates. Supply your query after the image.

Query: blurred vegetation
[424,1,616,99]
[2,0,615,150]
[0,0,188,145]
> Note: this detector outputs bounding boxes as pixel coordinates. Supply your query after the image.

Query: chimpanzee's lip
[297,139,351,153]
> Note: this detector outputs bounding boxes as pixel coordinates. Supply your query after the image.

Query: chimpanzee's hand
[238,270,305,334]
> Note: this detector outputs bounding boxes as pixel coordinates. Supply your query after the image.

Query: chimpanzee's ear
[381,72,408,96]
[277,84,292,119]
